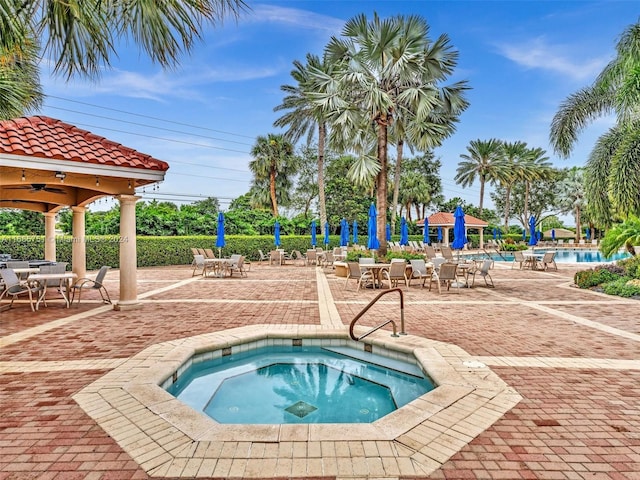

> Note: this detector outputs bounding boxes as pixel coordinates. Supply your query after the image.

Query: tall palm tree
[321,13,469,254]
[249,134,296,217]
[521,147,552,225]
[494,141,528,231]
[0,29,42,118]
[454,139,503,217]
[274,53,332,228]
[559,167,587,241]
[550,21,640,225]
[0,0,246,118]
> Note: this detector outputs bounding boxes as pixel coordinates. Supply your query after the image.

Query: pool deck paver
[1,261,639,479]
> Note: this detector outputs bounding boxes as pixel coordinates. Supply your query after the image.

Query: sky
[39,0,639,223]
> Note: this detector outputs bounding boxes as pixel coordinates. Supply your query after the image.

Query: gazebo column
[43,212,56,261]
[115,194,140,310]
[479,229,484,249]
[444,227,451,246]
[71,206,86,280]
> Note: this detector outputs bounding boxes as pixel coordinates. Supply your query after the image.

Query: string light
[95,176,100,187]
[128,180,132,189]
[21,169,25,181]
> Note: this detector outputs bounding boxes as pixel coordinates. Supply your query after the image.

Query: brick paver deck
[1,261,639,479]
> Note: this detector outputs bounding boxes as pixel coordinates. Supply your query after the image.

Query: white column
[115,194,140,310]
[479,229,484,249]
[43,212,56,261]
[444,227,451,246]
[71,206,86,280]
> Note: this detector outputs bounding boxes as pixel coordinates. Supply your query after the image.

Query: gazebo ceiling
[0,116,169,213]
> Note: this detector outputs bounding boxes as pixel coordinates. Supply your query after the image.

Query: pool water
[474,249,630,263]
[167,345,435,424]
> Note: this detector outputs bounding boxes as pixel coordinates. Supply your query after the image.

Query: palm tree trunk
[317,122,327,228]
[376,119,389,255]
[390,140,403,234]
[524,181,530,223]
[503,185,512,232]
[270,168,278,217]
[478,176,485,217]
[575,206,581,241]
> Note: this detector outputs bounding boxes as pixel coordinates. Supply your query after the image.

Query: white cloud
[243,3,345,34]
[494,36,610,81]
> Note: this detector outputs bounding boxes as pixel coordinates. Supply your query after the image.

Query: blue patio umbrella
[551,229,556,241]
[274,220,281,247]
[399,217,409,246]
[340,218,349,247]
[353,220,358,244]
[492,228,497,240]
[311,220,317,247]
[451,206,467,249]
[324,222,330,247]
[528,216,537,246]
[215,212,226,257]
[497,229,502,239]
[367,204,380,250]
[585,226,591,240]
[423,217,430,245]
[386,223,391,242]
[437,226,443,242]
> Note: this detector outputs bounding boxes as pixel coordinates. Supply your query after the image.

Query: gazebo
[421,211,489,248]
[0,116,169,309]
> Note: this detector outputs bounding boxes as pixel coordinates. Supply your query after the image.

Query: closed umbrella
[497,229,502,239]
[437,226,443,242]
[215,212,226,257]
[492,228,497,240]
[585,227,591,240]
[367,204,379,250]
[274,220,281,247]
[386,223,391,242]
[423,217,430,245]
[528,216,537,246]
[353,220,358,244]
[451,206,467,249]
[340,218,349,247]
[311,220,317,247]
[324,222,330,248]
[551,229,556,241]
[400,217,409,246]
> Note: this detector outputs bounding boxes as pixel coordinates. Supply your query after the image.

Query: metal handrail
[349,287,405,341]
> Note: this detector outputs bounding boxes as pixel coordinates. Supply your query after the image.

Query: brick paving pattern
[1,261,639,479]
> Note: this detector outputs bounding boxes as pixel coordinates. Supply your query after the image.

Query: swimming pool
[167,345,435,424]
[473,249,630,263]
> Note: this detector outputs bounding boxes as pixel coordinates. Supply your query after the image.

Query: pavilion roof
[420,212,489,227]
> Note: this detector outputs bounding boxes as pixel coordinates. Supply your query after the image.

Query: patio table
[522,252,544,270]
[360,263,391,289]
[28,272,78,309]
[204,258,232,278]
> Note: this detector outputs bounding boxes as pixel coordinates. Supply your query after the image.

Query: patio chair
[305,249,317,265]
[440,246,454,261]
[382,259,409,289]
[345,262,374,290]
[37,263,69,307]
[409,259,435,289]
[197,248,208,257]
[257,249,269,263]
[6,260,29,279]
[291,250,306,265]
[437,262,461,293]
[359,257,375,265]
[470,259,494,287]
[192,254,206,276]
[322,251,335,268]
[204,248,216,259]
[70,266,111,305]
[190,248,199,256]
[540,251,558,271]
[512,251,526,269]
[228,255,248,277]
[0,268,42,311]
[424,245,437,260]
[269,250,282,266]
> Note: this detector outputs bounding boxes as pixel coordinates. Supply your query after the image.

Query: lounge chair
[197,248,208,257]
[291,250,306,265]
[540,251,557,271]
[470,259,494,287]
[70,266,111,305]
[190,248,199,256]
[228,255,248,277]
[0,268,41,311]
[512,251,526,269]
[436,263,461,293]
[192,254,206,276]
[204,248,216,259]
[382,259,409,289]
[257,249,269,263]
[345,262,374,290]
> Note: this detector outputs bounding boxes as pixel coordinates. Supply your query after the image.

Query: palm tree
[274,53,332,228]
[550,21,640,225]
[559,167,587,241]
[521,147,552,225]
[0,0,246,118]
[249,134,296,217]
[321,13,469,254]
[0,29,42,118]
[494,141,528,231]
[455,139,503,217]
[600,215,640,257]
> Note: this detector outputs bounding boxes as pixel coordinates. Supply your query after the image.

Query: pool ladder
[349,287,405,341]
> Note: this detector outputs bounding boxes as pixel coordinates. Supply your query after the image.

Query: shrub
[618,255,640,279]
[574,267,623,288]
[384,251,424,262]
[501,243,528,252]
[345,250,375,262]
[601,277,640,297]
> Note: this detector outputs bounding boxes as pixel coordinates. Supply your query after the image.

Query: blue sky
[40,1,638,221]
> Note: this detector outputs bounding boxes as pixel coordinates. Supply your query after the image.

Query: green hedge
[0,235,350,269]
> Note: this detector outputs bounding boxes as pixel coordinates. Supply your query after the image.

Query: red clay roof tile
[423,212,488,226]
[0,116,169,172]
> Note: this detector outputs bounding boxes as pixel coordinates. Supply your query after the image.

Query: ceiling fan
[4,183,66,194]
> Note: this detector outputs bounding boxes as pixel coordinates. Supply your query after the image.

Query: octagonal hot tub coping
[74,325,521,477]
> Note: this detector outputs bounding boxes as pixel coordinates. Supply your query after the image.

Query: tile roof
[423,212,489,227]
[0,116,169,171]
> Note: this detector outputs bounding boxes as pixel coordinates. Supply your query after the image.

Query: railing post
[349,288,405,341]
